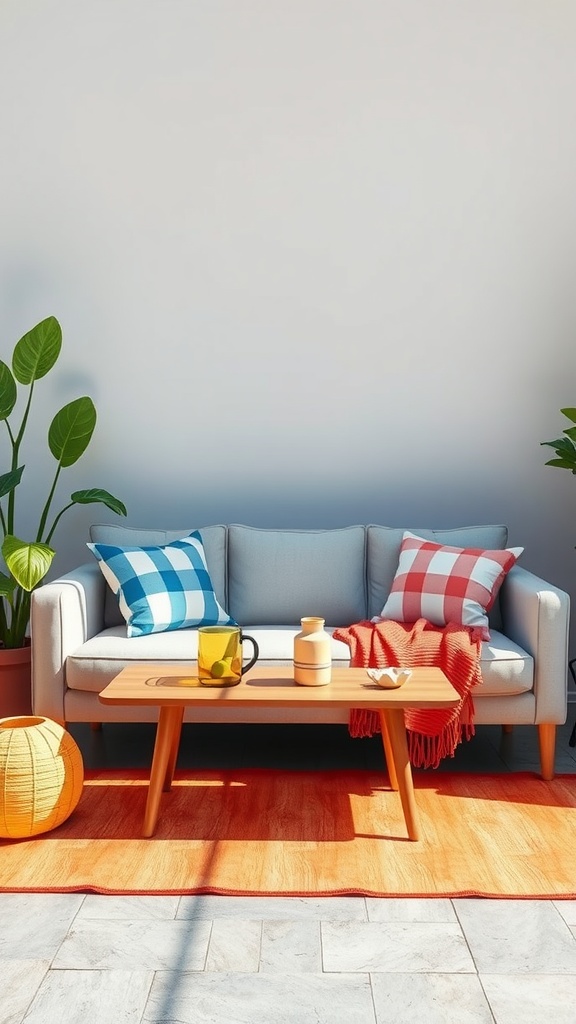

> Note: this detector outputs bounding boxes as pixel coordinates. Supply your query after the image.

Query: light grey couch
[30,523,570,779]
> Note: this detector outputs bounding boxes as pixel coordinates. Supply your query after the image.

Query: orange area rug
[1,769,576,898]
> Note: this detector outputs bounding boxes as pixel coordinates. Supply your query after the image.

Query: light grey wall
[1,2,575,653]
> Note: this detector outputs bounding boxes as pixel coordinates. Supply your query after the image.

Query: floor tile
[20,969,153,1024]
[53,919,212,971]
[77,894,180,920]
[177,894,367,920]
[481,974,576,1024]
[366,897,457,922]
[144,971,376,1024]
[554,900,576,927]
[321,921,474,973]
[0,894,85,959]
[371,973,494,1023]
[454,899,576,973]
[260,920,322,973]
[0,960,50,1024]
[205,919,261,972]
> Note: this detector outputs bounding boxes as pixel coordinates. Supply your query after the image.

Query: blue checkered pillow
[87,531,235,637]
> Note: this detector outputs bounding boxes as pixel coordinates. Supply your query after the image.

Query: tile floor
[2,716,576,1024]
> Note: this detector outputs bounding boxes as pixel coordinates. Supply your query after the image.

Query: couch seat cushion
[474,630,533,696]
[66,626,532,699]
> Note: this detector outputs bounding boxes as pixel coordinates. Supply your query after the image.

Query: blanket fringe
[408,718,476,770]
[348,710,477,768]
[333,618,482,769]
[348,709,381,739]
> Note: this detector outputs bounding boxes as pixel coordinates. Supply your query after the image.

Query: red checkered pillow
[379,532,523,640]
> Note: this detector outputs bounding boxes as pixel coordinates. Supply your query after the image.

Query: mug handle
[240,633,259,674]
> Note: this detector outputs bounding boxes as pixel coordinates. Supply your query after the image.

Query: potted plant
[541,408,576,474]
[0,315,127,715]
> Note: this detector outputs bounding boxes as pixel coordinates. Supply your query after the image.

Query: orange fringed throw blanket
[333,618,483,769]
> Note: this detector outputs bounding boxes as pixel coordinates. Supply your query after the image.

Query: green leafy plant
[0,315,127,649]
[541,408,576,475]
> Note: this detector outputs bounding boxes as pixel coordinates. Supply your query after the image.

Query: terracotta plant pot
[0,644,33,718]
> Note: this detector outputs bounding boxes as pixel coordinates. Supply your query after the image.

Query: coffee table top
[99,664,460,710]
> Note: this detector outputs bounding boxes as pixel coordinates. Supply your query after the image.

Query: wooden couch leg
[502,725,513,735]
[90,722,103,732]
[538,723,556,781]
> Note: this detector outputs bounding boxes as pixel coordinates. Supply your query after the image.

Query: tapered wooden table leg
[143,706,184,838]
[163,713,184,792]
[379,710,398,790]
[381,708,420,841]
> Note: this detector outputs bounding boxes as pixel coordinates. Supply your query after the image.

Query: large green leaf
[0,360,17,420]
[2,535,55,591]
[71,488,128,517]
[48,397,96,467]
[12,316,62,385]
[0,466,24,500]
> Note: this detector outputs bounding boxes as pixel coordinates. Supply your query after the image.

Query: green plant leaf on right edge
[541,405,576,471]
[544,458,576,471]
[542,436,576,455]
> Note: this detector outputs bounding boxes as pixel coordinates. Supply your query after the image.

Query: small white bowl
[366,667,412,689]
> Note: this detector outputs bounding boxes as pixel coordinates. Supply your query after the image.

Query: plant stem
[0,599,8,645]
[36,463,62,543]
[45,501,74,546]
[12,589,31,645]
[8,381,35,535]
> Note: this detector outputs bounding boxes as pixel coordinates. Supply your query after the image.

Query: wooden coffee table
[99,664,459,841]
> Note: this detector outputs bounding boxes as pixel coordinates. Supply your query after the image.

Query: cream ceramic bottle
[293,616,332,686]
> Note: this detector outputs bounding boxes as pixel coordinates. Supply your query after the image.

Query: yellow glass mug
[197,625,259,686]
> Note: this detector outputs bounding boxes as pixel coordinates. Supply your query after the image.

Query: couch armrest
[499,565,570,723]
[30,561,107,721]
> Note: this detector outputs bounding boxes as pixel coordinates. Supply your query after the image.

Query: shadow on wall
[91,477,517,532]
[58,472,570,567]
[51,472,575,666]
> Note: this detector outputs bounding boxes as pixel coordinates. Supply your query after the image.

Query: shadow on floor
[68,719,576,775]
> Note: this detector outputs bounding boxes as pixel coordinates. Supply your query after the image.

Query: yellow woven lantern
[0,716,84,838]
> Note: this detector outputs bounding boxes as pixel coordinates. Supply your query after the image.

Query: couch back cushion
[366,524,509,625]
[227,525,367,627]
[89,524,228,628]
